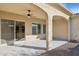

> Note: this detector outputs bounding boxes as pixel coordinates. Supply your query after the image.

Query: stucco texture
[53,16,68,41]
[71,15,79,41]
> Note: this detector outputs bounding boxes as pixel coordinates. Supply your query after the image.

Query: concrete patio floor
[15,40,67,49]
[0,40,67,56]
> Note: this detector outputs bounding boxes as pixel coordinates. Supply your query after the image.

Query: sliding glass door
[0,19,25,45]
[1,19,14,45]
[16,21,25,41]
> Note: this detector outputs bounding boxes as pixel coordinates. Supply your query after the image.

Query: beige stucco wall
[53,17,68,40]
[0,11,46,40]
[25,18,46,40]
[71,15,79,41]
[0,11,26,22]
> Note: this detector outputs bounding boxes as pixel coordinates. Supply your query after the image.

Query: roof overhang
[47,3,73,16]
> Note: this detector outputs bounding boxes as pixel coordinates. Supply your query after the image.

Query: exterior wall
[0,11,26,22]
[53,17,68,40]
[71,16,79,41]
[0,11,46,40]
[25,18,46,40]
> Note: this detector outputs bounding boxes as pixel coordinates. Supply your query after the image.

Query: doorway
[0,19,25,46]
[15,21,25,41]
[1,19,14,45]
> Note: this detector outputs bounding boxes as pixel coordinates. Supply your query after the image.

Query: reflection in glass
[32,23,41,35]
[16,21,25,41]
[1,19,14,45]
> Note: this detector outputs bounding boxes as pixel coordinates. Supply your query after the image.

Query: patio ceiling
[0,3,48,20]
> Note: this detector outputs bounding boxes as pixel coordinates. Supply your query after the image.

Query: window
[32,23,41,35]
[43,24,46,34]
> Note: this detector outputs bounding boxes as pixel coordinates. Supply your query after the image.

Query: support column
[68,18,71,41]
[46,15,53,50]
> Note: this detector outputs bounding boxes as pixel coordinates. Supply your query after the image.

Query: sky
[64,3,79,14]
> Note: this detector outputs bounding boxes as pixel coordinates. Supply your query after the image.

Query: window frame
[32,23,41,35]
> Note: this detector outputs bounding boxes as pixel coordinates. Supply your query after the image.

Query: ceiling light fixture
[27,10,31,18]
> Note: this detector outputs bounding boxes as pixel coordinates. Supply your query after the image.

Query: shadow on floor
[70,44,79,56]
[40,42,79,56]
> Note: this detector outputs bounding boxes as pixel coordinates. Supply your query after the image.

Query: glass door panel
[16,21,25,41]
[1,19,14,45]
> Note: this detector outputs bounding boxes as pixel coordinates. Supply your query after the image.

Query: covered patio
[0,3,72,52]
[0,40,67,56]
